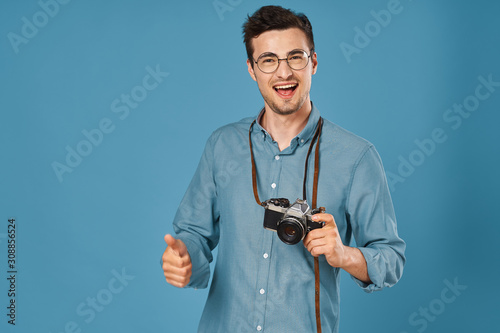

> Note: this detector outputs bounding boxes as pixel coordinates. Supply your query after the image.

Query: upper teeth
[275,84,296,89]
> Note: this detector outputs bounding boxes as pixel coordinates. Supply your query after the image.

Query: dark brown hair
[242,5,315,64]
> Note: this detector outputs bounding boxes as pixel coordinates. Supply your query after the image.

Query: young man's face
[247,28,318,116]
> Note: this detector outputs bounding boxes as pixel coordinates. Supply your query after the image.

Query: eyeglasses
[253,49,313,74]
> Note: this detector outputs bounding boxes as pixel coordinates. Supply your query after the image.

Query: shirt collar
[252,102,321,148]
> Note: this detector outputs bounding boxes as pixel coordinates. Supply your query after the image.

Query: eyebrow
[257,49,305,59]
[257,52,277,59]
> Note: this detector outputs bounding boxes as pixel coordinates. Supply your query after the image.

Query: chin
[268,98,306,116]
[271,107,298,116]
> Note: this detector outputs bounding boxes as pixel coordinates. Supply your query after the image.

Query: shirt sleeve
[346,145,406,292]
[172,133,220,289]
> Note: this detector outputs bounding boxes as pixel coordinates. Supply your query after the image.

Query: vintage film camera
[262,198,325,245]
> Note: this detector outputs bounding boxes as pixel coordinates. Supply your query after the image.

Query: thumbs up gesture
[162,234,192,288]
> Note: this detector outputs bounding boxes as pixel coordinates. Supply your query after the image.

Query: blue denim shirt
[173,104,406,332]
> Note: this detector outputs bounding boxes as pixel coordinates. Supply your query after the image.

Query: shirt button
[263,253,269,259]
[257,326,262,331]
[275,155,280,160]
[271,183,276,189]
[300,139,305,143]
[260,289,265,294]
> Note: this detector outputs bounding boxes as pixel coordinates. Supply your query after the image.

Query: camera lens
[284,226,296,237]
[277,217,305,245]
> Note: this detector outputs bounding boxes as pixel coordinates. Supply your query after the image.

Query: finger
[303,226,327,248]
[164,264,192,287]
[163,252,191,268]
[312,213,336,227]
[305,236,327,253]
[167,280,187,289]
[163,262,192,279]
[165,271,191,288]
[303,229,317,247]
[309,244,329,258]
[166,276,190,289]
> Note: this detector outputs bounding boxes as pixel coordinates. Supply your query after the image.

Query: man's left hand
[303,212,371,283]
[303,213,346,268]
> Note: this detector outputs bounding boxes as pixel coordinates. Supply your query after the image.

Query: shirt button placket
[257,151,280,333]
[256,251,270,331]
[270,154,281,192]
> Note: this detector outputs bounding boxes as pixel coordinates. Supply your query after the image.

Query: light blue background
[1,0,499,332]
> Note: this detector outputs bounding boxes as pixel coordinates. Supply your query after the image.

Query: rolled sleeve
[172,133,221,289]
[181,237,213,289]
[346,146,406,292]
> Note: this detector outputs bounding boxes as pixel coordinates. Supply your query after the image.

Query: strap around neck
[249,117,323,207]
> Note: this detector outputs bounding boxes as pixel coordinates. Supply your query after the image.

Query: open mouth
[274,83,298,99]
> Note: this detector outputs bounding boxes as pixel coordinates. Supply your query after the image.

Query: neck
[261,101,312,151]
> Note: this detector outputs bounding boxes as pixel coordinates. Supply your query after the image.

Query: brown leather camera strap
[249,121,262,206]
[249,115,323,333]
[310,118,323,333]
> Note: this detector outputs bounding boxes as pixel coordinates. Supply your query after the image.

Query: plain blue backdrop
[1,0,499,332]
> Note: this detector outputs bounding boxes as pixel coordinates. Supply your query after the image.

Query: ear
[247,58,257,81]
[311,51,318,75]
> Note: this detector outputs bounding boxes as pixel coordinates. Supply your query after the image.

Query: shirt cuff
[179,236,211,289]
[350,247,385,293]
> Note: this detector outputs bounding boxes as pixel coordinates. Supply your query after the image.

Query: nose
[275,58,293,79]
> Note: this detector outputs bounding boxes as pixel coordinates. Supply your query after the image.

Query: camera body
[262,198,325,245]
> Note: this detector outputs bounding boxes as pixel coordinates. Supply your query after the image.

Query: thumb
[164,234,187,257]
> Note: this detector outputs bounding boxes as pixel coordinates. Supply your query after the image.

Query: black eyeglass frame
[252,49,314,74]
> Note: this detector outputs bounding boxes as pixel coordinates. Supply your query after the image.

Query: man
[162,5,405,332]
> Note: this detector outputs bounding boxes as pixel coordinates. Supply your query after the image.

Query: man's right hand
[162,234,192,288]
